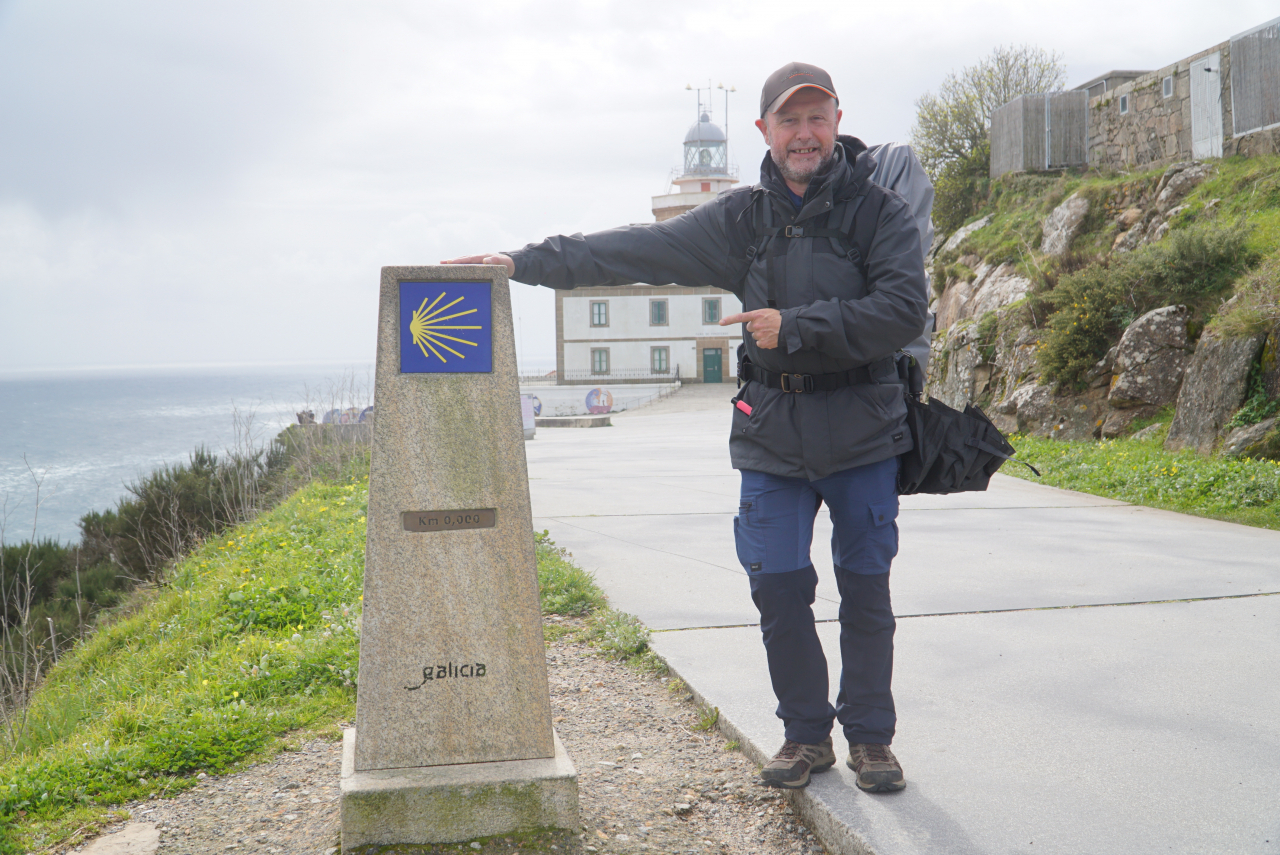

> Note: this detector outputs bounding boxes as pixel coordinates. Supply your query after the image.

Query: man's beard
[774,144,837,185]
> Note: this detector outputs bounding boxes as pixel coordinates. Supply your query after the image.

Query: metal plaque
[402,509,497,532]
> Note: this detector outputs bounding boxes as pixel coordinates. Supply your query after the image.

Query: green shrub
[1037,218,1256,389]
[932,141,990,236]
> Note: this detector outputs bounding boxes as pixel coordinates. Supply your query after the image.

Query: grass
[1004,427,1280,530]
[0,475,369,853]
[0,478,655,853]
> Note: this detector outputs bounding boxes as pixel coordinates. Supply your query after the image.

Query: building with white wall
[556,104,744,384]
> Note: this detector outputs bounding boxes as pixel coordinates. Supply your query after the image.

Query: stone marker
[341,265,577,850]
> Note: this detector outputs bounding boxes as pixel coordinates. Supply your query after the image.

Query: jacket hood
[758,134,873,206]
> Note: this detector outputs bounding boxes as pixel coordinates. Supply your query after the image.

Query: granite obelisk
[341,265,576,850]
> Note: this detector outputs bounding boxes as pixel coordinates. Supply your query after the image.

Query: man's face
[755,88,842,188]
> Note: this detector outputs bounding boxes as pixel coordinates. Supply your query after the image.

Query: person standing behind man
[445,62,928,793]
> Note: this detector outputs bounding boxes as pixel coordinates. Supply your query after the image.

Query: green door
[703,348,723,384]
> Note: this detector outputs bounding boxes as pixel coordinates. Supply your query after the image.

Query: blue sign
[399,281,493,374]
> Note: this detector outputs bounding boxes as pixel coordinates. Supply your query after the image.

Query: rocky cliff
[925,157,1280,459]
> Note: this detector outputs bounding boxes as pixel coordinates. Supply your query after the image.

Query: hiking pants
[734,458,899,746]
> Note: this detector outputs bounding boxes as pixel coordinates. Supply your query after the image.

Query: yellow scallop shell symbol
[408,292,482,362]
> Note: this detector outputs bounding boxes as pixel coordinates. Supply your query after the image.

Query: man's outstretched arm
[443,196,737,291]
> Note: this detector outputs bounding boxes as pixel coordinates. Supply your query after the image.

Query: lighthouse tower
[652,111,739,222]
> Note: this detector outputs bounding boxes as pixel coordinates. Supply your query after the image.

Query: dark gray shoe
[846,743,906,792]
[760,737,836,788]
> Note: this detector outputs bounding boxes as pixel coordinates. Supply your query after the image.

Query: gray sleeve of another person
[867,142,935,371]
[505,197,733,291]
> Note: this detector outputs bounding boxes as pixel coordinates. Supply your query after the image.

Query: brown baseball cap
[760,62,838,117]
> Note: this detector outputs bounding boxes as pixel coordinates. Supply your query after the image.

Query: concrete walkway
[527,383,1280,855]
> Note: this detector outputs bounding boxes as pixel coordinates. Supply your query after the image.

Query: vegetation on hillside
[1005,426,1280,530]
[934,154,1280,406]
[0,455,641,853]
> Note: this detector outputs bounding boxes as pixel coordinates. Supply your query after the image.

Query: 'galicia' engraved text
[405,662,487,690]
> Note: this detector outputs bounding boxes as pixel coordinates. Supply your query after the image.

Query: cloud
[1,0,1275,372]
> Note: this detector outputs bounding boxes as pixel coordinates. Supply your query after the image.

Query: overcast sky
[1,0,1273,375]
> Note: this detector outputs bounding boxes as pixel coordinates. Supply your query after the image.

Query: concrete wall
[1086,42,1232,169]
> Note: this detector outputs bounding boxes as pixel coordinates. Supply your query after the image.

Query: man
[445,62,928,793]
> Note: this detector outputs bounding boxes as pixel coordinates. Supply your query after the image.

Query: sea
[0,363,374,545]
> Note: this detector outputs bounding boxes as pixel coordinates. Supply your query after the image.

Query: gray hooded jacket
[509,135,928,481]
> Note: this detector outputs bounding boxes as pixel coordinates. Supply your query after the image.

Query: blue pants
[734,458,899,746]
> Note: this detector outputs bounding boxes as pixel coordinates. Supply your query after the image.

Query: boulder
[1040,193,1090,256]
[1165,330,1267,454]
[1116,207,1145,229]
[926,322,984,410]
[1131,422,1166,441]
[1100,405,1160,439]
[990,324,1040,408]
[1108,305,1193,408]
[940,215,992,254]
[1220,417,1280,459]
[1001,383,1105,441]
[1155,162,1211,213]
[966,263,1033,320]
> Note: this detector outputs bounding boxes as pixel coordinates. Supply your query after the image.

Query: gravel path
[75,617,823,855]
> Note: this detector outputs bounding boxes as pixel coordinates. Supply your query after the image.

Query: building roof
[1072,70,1151,93]
[684,113,727,144]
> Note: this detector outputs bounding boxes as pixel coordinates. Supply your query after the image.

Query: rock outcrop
[939,215,992,254]
[1220,417,1280,459]
[1165,331,1267,453]
[1040,193,1090,256]
[935,262,1032,330]
[993,383,1105,441]
[1155,162,1211,213]
[1107,306,1192,408]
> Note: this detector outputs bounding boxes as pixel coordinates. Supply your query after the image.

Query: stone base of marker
[340,728,578,849]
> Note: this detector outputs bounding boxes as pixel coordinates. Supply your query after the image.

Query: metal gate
[1191,52,1223,159]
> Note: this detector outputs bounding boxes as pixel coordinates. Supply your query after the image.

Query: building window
[651,346,669,374]
[1163,75,1174,99]
[1119,94,1129,115]
[590,301,608,327]
[702,297,721,324]
[591,348,609,375]
[649,299,668,326]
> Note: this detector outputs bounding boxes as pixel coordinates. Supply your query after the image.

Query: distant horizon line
[0,357,560,380]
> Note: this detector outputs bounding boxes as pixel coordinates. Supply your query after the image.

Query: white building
[555,107,743,384]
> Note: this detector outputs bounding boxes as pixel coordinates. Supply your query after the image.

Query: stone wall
[1086,42,1232,170]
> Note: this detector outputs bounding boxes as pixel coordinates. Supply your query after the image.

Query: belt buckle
[780,373,809,393]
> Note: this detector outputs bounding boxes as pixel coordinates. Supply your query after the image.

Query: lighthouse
[652,93,740,221]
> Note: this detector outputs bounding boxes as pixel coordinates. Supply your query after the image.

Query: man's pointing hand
[721,308,781,350]
[441,254,515,276]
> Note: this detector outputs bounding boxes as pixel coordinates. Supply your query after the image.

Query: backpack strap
[725,186,767,293]
[728,182,885,297]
